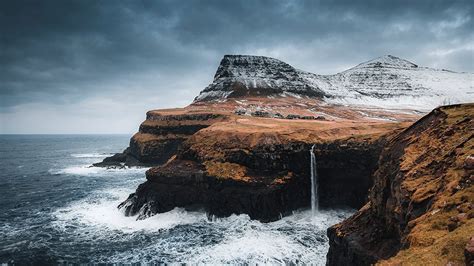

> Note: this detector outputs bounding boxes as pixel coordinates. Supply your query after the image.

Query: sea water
[0,135,353,264]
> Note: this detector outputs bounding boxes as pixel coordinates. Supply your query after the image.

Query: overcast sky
[1,0,473,134]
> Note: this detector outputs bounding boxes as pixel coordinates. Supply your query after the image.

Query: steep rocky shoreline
[93,111,229,167]
[327,103,473,265]
[93,54,473,264]
[116,111,405,222]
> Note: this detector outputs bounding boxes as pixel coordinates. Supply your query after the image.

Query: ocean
[0,134,352,264]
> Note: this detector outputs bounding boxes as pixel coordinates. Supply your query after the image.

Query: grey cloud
[0,0,472,133]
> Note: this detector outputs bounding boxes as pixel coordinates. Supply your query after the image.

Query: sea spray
[0,135,354,264]
[310,144,319,214]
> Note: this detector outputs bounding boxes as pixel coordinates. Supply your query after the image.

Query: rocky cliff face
[97,54,472,167]
[116,112,406,222]
[327,103,474,265]
[92,54,473,263]
[93,110,229,167]
[194,55,327,102]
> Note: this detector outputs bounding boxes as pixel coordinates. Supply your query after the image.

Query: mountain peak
[354,55,418,69]
[193,54,472,108]
[214,55,295,80]
[194,55,326,102]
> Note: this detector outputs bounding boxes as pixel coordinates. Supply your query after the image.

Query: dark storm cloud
[1,0,473,133]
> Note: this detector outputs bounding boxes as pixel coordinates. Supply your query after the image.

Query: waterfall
[310,144,319,214]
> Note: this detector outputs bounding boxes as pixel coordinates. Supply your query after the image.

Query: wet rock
[118,159,309,222]
[118,134,387,223]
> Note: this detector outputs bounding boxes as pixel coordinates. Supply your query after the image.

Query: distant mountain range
[194,55,473,110]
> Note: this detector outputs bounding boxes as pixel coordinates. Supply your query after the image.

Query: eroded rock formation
[327,103,474,265]
[117,109,407,222]
[93,111,229,167]
[93,54,473,264]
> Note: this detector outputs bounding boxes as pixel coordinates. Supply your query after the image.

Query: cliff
[118,111,408,222]
[92,54,473,263]
[327,103,474,265]
[96,54,473,167]
[93,110,229,167]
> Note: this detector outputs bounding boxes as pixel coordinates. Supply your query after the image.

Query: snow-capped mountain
[300,55,473,109]
[194,55,473,110]
[194,55,326,101]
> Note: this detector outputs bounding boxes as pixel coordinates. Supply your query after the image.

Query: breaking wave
[52,181,352,264]
[70,153,113,158]
[1,135,353,264]
[48,165,147,176]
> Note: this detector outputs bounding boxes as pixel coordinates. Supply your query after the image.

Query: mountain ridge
[194,54,474,110]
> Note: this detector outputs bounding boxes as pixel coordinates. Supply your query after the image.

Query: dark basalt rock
[312,139,385,209]
[92,147,144,167]
[118,137,386,222]
[194,55,327,102]
[94,113,228,167]
[118,159,309,222]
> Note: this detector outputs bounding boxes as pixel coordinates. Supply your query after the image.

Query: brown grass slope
[328,103,474,266]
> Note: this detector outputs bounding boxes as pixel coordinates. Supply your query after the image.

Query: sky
[1,0,473,134]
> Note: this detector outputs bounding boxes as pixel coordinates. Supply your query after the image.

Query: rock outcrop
[91,54,473,264]
[94,110,229,167]
[97,54,473,167]
[118,111,407,222]
[327,103,474,265]
[194,55,327,102]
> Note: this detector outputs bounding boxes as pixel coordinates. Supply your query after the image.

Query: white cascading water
[310,144,319,215]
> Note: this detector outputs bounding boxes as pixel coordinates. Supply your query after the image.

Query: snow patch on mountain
[195,54,474,110]
[300,55,473,110]
[194,55,326,102]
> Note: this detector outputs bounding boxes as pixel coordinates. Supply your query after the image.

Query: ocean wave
[70,153,113,158]
[49,172,353,264]
[186,209,351,264]
[48,165,148,176]
[52,188,204,234]
[101,209,353,264]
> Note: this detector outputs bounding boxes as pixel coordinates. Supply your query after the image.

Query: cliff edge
[327,103,474,265]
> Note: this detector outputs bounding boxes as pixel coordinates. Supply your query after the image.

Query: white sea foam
[51,179,352,264]
[53,188,204,233]
[48,161,352,264]
[190,227,302,263]
[102,209,352,264]
[70,153,113,158]
[48,165,148,176]
[191,210,349,264]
